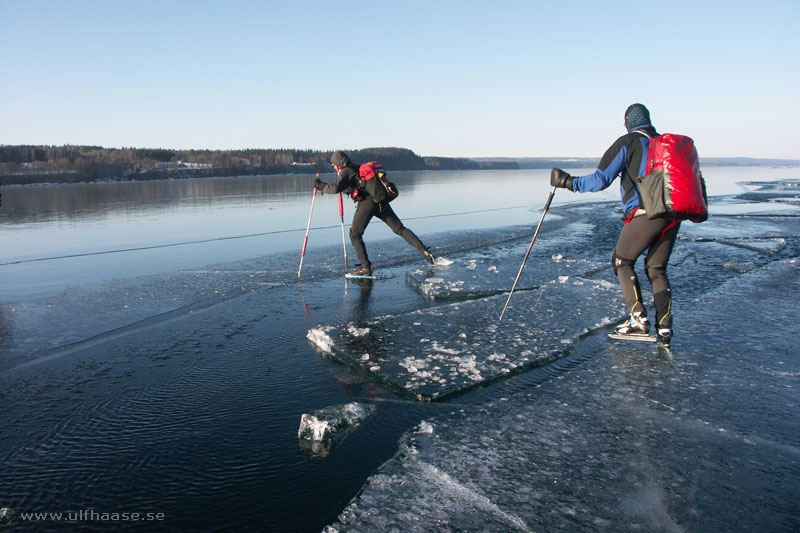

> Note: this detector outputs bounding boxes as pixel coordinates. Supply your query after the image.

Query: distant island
[1,145,797,186]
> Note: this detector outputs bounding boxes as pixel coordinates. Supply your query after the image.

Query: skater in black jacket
[314,151,435,277]
[550,104,679,347]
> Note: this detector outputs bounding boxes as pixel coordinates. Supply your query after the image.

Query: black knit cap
[624,103,651,133]
[330,151,351,167]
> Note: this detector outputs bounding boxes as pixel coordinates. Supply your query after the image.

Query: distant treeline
[3,145,793,186]
[0,145,517,185]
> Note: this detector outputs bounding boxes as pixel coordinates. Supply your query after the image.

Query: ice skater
[549,104,680,347]
[313,151,435,277]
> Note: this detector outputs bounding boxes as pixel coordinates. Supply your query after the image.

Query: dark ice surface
[2,180,799,532]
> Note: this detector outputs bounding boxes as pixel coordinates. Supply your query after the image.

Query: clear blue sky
[1,0,798,158]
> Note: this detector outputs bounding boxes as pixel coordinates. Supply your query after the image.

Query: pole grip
[338,193,344,217]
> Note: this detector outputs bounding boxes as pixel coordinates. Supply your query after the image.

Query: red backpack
[635,132,708,223]
[355,161,399,203]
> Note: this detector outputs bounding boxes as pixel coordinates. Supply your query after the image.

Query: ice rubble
[405,256,511,301]
[406,249,606,302]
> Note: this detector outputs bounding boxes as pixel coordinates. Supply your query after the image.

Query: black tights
[349,200,427,267]
[612,216,680,330]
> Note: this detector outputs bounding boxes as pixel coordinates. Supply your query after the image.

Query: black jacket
[321,163,375,202]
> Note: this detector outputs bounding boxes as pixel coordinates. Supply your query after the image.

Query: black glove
[550,168,575,190]
[313,177,324,190]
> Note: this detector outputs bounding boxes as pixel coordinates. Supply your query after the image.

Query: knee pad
[645,262,666,283]
[611,251,635,276]
[350,227,364,241]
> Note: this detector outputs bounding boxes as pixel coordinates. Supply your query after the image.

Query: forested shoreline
[2,144,796,186]
[0,145,518,185]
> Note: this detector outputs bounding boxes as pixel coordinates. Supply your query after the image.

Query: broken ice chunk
[298,402,376,457]
[306,327,336,353]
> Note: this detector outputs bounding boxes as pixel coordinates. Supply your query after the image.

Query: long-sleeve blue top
[572,126,657,213]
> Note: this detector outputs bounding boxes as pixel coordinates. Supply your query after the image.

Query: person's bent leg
[377,204,432,259]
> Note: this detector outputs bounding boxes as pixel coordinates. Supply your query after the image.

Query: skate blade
[608,332,657,343]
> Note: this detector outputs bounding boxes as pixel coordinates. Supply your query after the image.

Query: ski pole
[338,192,348,268]
[499,186,557,322]
[297,186,318,278]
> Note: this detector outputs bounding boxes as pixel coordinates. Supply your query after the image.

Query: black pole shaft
[499,187,557,322]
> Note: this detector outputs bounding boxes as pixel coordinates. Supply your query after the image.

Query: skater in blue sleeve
[550,104,679,347]
[314,151,435,277]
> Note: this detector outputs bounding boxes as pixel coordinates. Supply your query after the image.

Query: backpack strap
[634,129,656,176]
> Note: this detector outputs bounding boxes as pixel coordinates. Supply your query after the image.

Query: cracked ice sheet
[406,225,608,301]
[308,277,621,401]
[325,259,800,532]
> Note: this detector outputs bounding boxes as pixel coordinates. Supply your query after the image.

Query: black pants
[612,215,681,330]
[350,200,427,267]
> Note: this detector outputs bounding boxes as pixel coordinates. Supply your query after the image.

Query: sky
[1,0,798,159]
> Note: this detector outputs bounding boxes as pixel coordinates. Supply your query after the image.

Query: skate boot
[614,313,651,338]
[656,327,672,348]
[422,248,436,265]
[348,263,373,277]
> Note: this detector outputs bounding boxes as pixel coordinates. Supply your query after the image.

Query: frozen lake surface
[1,169,799,531]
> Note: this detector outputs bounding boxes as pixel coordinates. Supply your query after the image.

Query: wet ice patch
[406,246,609,301]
